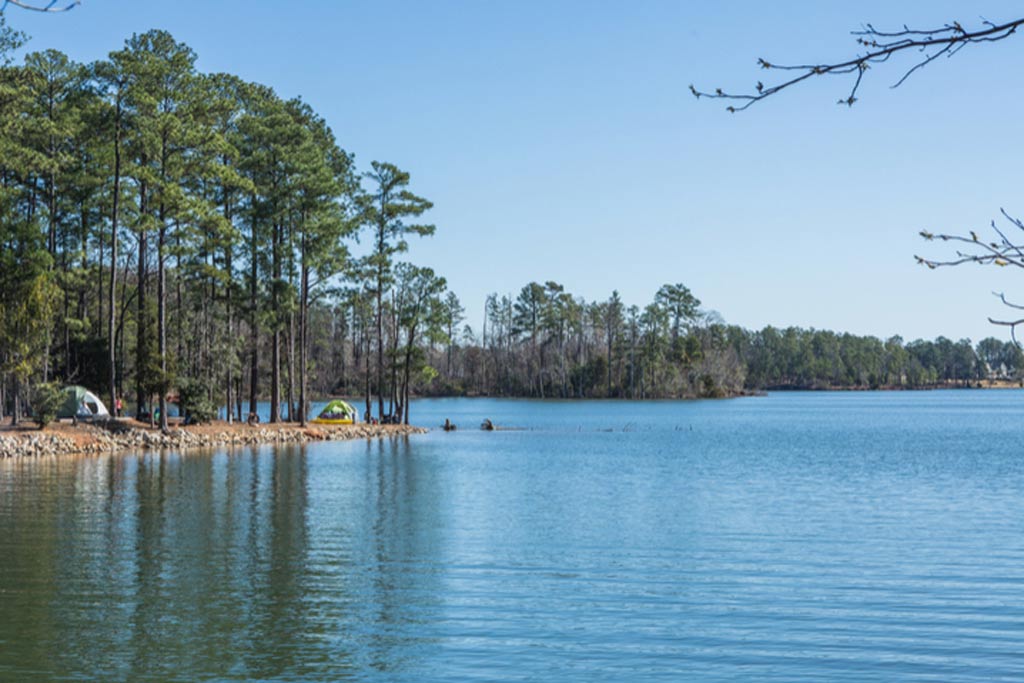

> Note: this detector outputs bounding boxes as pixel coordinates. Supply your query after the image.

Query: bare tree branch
[915,212,1024,271]
[917,214,1024,345]
[0,0,80,13]
[695,13,1024,344]
[994,292,1024,311]
[988,316,1024,346]
[692,17,1024,112]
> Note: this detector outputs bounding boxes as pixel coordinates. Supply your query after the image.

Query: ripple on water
[2,392,1024,681]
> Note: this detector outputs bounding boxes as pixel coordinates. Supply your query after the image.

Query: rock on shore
[0,421,426,459]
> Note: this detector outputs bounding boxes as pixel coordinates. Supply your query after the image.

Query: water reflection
[5,394,1024,681]
[0,438,446,681]
[360,438,443,674]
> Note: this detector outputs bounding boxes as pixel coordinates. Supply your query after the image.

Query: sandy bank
[0,419,426,458]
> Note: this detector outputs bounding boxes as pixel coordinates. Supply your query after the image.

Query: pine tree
[357,162,434,420]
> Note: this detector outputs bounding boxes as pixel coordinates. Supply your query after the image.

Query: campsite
[0,407,422,458]
[0,385,404,458]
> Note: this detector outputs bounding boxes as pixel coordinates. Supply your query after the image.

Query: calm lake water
[3,391,1024,681]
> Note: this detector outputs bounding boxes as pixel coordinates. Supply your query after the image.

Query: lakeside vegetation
[398,288,1022,399]
[1,21,1021,429]
[0,22,443,426]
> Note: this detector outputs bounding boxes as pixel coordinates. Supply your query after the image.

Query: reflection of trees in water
[240,444,321,680]
[0,459,67,677]
[358,436,445,675]
[0,448,322,681]
[0,440,446,680]
[0,456,143,679]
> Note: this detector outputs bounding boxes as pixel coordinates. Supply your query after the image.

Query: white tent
[57,385,110,420]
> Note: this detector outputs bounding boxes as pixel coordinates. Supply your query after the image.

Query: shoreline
[758,379,1022,392]
[409,380,1021,401]
[0,419,426,459]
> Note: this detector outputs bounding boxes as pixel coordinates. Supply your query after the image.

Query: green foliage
[418,365,439,385]
[0,15,26,66]
[177,376,217,424]
[1,25,1016,426]
[458,280,1023,399]
[30,381,63,430]
[0,236,58,387]
[700,374,722,399]
[739,327,989,390]
[134,302,172,397]
[656,283,701,338]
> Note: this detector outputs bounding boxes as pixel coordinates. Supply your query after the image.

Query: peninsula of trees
[0,22,444,426]
[1,22,1019,429]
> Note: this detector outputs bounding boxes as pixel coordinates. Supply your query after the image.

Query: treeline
[737,329,1021,390]
[1,20,1020,428]
[416,284,1023,398]
[446,283,744,399]
[0,21,447,427]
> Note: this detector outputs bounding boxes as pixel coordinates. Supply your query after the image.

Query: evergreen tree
[357,161,433,420]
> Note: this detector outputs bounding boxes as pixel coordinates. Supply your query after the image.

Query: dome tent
[311,399,357,425]
[57,385,110,420]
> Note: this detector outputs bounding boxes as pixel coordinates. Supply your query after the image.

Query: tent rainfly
[57,385,110,420]
[311,400,357,425]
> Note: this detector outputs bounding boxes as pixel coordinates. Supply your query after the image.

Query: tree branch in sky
[916,210,1024,343]
[1,0,80,13]
[691,17,1024,112]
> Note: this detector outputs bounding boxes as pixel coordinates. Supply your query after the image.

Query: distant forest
[0,22,1019,428]
[319,283,1023,401]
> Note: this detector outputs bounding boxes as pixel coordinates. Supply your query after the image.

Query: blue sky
[11,1,1024,342]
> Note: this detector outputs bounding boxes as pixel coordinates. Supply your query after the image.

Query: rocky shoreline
[0,420,427,458]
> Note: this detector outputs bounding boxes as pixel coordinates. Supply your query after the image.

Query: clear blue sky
[12,1,1024,342]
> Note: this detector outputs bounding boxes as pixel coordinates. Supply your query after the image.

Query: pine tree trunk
[11,379,20,427]
[117,258,130,403]
[158,211,168,433]
[338,309,347,393]
[286,310,295,421]
[376,279,384,421]
[401,327,417,425]
[388,299,400,418]
[364,323,372,421]
[136,180,148,418]
[108,93,121,418]
[95,209,103,338]
[299,261,309,427]
[270,222,281,423]
[248,213,259,420]
[225,239,233,424]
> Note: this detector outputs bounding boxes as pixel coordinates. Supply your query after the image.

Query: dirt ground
[0,417,388,442]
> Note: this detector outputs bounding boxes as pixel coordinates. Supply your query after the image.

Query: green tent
[57,385,110,420]
[312,400,357,422]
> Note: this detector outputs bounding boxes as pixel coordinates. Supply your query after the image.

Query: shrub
[178,377,217,424]
[699,374,724,399]
[31,382,64,430]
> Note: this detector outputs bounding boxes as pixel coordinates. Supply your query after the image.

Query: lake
[3,391,1024,681]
